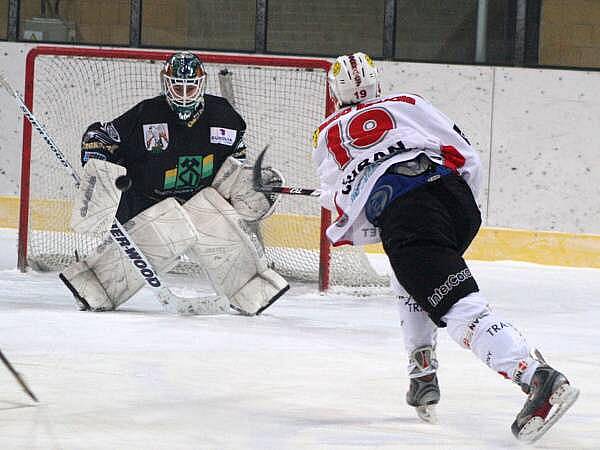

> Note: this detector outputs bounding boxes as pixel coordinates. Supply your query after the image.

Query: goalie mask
[161,52,207,121]
[328,52,380,109]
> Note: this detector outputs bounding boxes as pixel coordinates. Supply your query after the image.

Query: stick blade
[0,350,39,402]
[252,145,269,191]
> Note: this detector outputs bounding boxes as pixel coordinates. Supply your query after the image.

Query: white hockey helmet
[328,52,380,109]
[161,52,207,121]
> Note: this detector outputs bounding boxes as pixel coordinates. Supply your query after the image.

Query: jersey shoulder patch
[209,126,238,146]
[142,123,170,153]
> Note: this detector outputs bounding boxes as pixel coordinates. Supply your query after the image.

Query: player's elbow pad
[81,149,108,166]
[81,121,120,165]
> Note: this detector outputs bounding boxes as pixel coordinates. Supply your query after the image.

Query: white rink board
[1,42,600,234]
[0,42,34,197]
[488,67,600,233]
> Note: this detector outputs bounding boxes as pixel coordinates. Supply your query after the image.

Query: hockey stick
[0,349,38,402]
[0,75,80,189]
[253,146,322,197]
[0,73,226,315]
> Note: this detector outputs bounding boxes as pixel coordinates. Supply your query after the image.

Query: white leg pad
[60,260,112,311]
[443,291,540,385]
[183,187,289,315]
[60,197,198,311]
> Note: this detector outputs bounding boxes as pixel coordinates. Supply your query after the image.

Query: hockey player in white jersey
[312,52,579,442]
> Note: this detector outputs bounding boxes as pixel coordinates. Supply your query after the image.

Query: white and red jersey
[312,93,482,246]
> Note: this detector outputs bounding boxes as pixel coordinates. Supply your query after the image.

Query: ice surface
[0,228,598,449]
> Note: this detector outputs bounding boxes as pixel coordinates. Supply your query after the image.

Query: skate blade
[416,405,438,424]
[517,384,580,443]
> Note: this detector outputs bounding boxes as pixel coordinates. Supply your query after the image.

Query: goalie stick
[0,73,226,315]
[253,146,322,197]
[0,349,38,402]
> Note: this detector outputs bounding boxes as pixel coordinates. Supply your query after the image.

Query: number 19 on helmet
[328,52,381,109]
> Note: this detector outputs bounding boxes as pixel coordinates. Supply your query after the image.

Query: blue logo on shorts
[365,184,393,224]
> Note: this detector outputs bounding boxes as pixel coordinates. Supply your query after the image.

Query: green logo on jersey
[163,155,214,190]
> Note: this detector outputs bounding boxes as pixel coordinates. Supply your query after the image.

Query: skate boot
[511,350,579,443]
[406,346,440,424]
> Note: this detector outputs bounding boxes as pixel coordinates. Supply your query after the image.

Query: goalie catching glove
[212,156,283,222]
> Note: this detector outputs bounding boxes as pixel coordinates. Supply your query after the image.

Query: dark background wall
[2,0,599,68]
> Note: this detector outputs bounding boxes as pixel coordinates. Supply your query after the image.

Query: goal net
[18,46,389,292]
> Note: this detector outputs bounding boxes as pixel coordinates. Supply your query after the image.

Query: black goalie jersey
[81,94,247,222]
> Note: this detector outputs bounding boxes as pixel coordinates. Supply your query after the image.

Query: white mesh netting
[22,49,389,291]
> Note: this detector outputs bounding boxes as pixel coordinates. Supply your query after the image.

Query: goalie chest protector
[106,94,246,203]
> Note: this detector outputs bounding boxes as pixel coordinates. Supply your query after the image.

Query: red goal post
[17,45,388,293]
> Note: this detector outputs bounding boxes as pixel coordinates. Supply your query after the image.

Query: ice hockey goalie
[59,51,289,315]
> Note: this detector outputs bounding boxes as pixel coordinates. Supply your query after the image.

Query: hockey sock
[442,292,540,385]
[393,275,438,377]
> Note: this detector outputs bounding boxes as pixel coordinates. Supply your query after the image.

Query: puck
[115,175,132,192]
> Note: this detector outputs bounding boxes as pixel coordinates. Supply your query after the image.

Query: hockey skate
[406,346,440,424]
[511,351,579,443]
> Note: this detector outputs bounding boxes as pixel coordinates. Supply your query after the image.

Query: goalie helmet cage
[17,45,389,294]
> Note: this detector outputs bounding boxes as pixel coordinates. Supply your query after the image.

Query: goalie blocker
[60,158,289,315]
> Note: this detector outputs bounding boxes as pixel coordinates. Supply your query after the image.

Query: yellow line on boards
[463,227,600,269]
[366,228,600,269]
[0,196,71,231]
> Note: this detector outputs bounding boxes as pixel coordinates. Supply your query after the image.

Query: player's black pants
[376,172,482,327]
